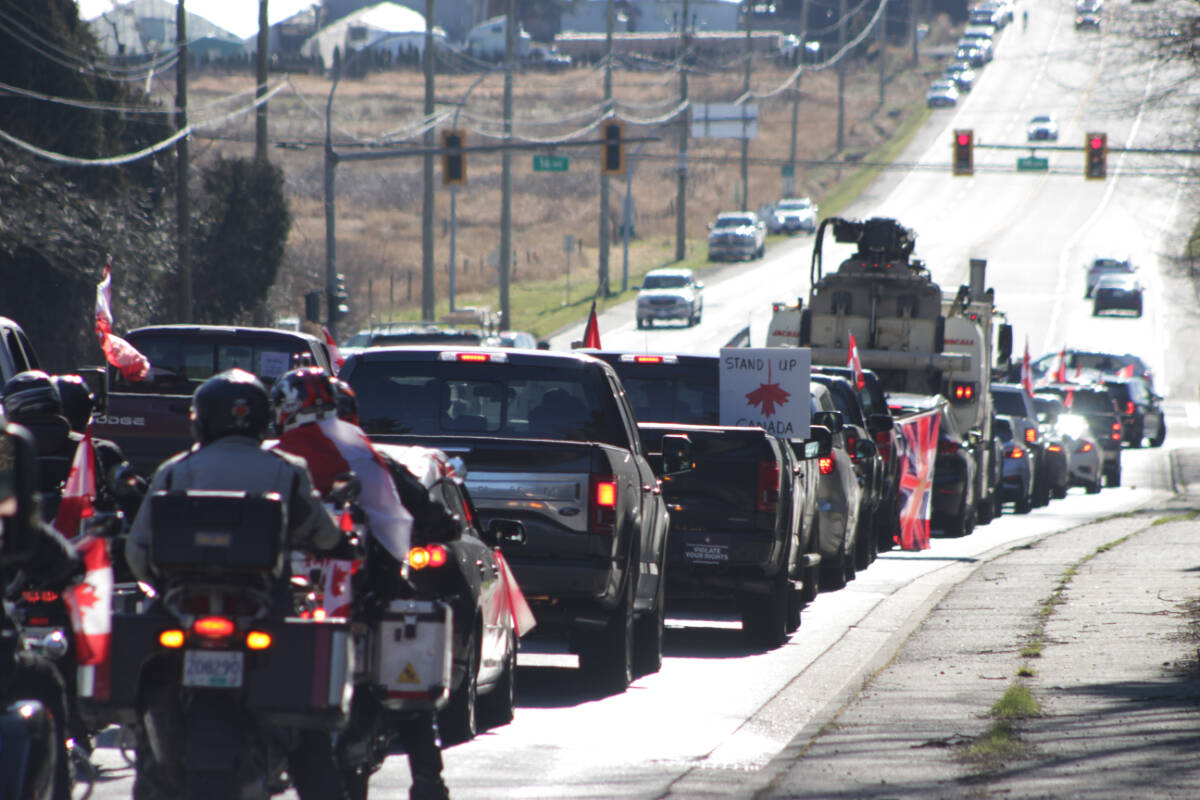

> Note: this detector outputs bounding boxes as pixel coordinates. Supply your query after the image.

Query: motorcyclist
[0,370,84,514]
[125,368,348,800]
[0,408,84,800]
[273,369,450,800]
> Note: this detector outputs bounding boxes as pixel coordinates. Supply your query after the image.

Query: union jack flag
[896,408,940,550]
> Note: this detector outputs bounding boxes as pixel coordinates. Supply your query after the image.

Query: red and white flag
[847,332,865,390]
[321,557,357,618]
[95,263,150,382]
[1021,338,1034,398]
[582,301,601,349]
[1053,347,1068,383]
[895,408,940,551]
[62,536,113,667]
[53,428,95,538]
[1117,363,1135,378]
[493,551,536,637]
[322,326,344,374]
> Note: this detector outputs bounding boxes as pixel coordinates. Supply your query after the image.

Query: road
[88,3,1198,798]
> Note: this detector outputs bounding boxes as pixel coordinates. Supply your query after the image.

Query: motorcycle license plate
[183,650,244,688]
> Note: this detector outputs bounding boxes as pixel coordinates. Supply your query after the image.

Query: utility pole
[910,0,918,66]
[598,0,614,296]
[674,0,689,262]
[421,0,436,321]
[175,0,191,322]
[255,0,268,162]
[786,0,808,198]
[499,0,515,328]
[740,1,753,210]
[836,0,846,153]
[878,0,887,105]
[324,60,340,340]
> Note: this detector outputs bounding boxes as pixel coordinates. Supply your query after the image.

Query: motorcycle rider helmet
[190,368,270,445]
[270,367,337,433]
[0,370,63,421]
[332,378,359,426]
[51,374,95,433]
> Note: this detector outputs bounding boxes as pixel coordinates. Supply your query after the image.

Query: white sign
[691,103,759,140]
[719,347,811,438]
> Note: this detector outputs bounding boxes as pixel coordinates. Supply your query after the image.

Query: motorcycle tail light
[408,544,449,570]
[159,629,185,648]
[193,616,236,639]
[245,631,272,651]
[818,455,835,475]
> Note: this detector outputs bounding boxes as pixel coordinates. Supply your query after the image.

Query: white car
[1027,114,1059,141]
[764,197,818,234]
[707,212,766,261]
[926,80,959,108]
[635,268,704,328]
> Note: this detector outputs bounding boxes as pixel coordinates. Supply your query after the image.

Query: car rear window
[117,333,317,394]
[607,362,719,425]
[1047,388,1114,414]
[349,360,627,446]
[991,390,1029,417]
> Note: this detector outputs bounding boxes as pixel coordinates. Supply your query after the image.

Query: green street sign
[1016,156,1049,172]
[781,164,795,177]
[533,155,569,172]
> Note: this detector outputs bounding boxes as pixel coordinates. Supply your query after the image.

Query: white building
[559,0,741,35]
[86,0,244,57]
[464,15,532,60]
[300,2,447,68]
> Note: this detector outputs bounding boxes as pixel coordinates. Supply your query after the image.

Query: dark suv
[1039,384,1124,487]
[990,384,1050,507]
[1103,377,1165,448]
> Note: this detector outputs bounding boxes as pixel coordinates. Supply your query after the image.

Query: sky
[75,1,319,40]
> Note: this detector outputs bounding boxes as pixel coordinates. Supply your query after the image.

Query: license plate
[183,650,244,688]
[684,543,729,563]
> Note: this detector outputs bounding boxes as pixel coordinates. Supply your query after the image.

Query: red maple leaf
[746,381,791,417]
[74,581,100,610]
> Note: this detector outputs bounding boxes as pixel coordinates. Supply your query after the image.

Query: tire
[1150,418,1166,447]
[819,547,848,592]
[1129,420,1144,448]
[742,564,789,649]
[1053,483,1068,500]
[478,631,517,730]
[1014,485,1032,514]
[786,586,803,634]
[579,574,634,694]
[1086,477,1102,494]
[1105,461,1122,488]
[636,319,645,329]
[875,496,899,551]
[438,632,478,745]
[842,531,857,584]
[185,770,240,800]
[632,565,665,678]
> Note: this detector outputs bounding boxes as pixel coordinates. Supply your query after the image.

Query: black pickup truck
[341,346,679,693]
[593,351,823,648]
[91,325,335,477]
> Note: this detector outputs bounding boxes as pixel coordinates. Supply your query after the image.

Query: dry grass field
[188,16,962,338]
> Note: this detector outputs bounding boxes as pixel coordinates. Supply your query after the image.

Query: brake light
[1111,421,1121,441]
[757,461,780,512]
[458,353,490,362]
[1024,427,1037,444]
[408,544,449,570]
[1080,441,1094,452]
[1047,444,1063,453]
[439,351,507,363]
[874,430,892,463]
[589,474,618,534]
[635,355,663,363]
[950,382,976,403]
[1008,446,1026,459]
[1126,401,1135,415]
[938,439,960,455]
[159,629,185,648]
[193,616,236,639]
[845,432,859,461]
[245,631,273,651]
[818,455,835,475]
[21,591,59,603]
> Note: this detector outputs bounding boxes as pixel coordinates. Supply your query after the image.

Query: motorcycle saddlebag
[244,617,354,731]
[370,599,452,712]
[148,491,285,577]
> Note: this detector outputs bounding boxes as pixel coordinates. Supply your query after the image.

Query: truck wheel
[478,631,516,729]
[632,568,665,678]
[854,514,874,571]
[580,577,634,694]
[1014,487,1032,515]
[1105,461,1122,488]
[1150,419,1166,447]
[742,566,789,649]
[1086,477,1102,494]
[819,549,848,592]
[438,632,479,744]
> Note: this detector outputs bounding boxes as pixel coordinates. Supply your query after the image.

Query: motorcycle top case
[370,599,452,711]
[148,490,286,577]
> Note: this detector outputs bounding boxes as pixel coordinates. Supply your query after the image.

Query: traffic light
[602,121,625,176]
[952,129,973,176]
[442,129,466,186]
[330,273,350,321]
[1085,132,1106,180]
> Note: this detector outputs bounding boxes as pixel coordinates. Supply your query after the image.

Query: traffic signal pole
[421,0,436,322]
[598,0,614,297]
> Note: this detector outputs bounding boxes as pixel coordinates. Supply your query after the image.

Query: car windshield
[1046,388,1114,414]
[642,274,690,289]
[1091,258,1132,272]
[777,199,811,211]
[116,332,316,394]
[1031,115,1052,124]
[715,215,754,228]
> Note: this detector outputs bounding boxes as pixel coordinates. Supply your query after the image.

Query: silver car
[926,80,959,108]
[810,383,863,591]
[707,211,766,261]
[1083,256,1135,297]
[764,197,818,234]
[635,268,704,328]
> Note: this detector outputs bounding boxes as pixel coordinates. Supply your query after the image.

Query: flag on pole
[895,408,939,550]
[62,536,113,667]
[1021,338,1034,398]
[54,428,95,538]
[95,263,150,382]
[847,332,865,390]
[322,326,344,374]
[493,550,537,637]
[1053,347,1068,383]
[1117,363,1135,378]
[582,301,601,349]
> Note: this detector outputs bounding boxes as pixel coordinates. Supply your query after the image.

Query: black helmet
[191,368,270,445]
[51,374,95,433]
[332,378,359,426]
[270,367,336,433]
[1,370,63,421]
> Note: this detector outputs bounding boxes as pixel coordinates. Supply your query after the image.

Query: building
[299,2,448,69]
[86,0,245,58]
[559,0,741,36]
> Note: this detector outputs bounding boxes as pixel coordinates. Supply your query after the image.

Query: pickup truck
[91,325,335,477]
[592,351,824,648]
[340,346,677,694]
[0,317,41,382]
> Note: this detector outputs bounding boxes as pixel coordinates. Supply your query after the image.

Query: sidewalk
[753,497,1200,799]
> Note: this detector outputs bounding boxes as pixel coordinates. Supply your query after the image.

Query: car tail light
[845,432,859,461]
[757,461,780,512]
[245,631,273,651]
[938,439,960,455]
[1125,401,1135,415]
[1024,427,1038,444]
[1047,444,1063,453]
[193,616,236,639]
[1111,421,1121,441]
[159,629,185,648]
[818,455,835,475]
[1008,446,1026,459]
[408,544,449,570]
[1080,441,1094,452]
[589,474,618,534]
[874,430,893,463]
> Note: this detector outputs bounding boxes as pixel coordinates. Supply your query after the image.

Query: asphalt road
[86,1,1200,797]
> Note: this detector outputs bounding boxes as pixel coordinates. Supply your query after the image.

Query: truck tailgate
[94,392,193,477]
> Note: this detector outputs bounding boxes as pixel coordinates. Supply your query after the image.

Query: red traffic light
[1088,136,1104,150]
[952,129,974,176]
[957,132,971,146]
[1085,132,1107,180]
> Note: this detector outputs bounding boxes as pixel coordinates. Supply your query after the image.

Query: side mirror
[808,425,833,457]
[76,366,108,415]
[660,434,694,475]
[789,437,822,459]
[536,340,551,350]
[866,413,894,436]
[854,438,877,460]
[695,282,704,290]
[813,410,844,434]
[487,518,527,547]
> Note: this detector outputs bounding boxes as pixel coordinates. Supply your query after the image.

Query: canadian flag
[847,332,865,390]
[322,326,344,374]
[1117,363,1135,378]
[493,550,536,637]
[62,537,113,668]
[96,263,151,382]
[321,557,357,618]
[582,301,601,349]
[54,428,95,539]
[1021,338,1034,398]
